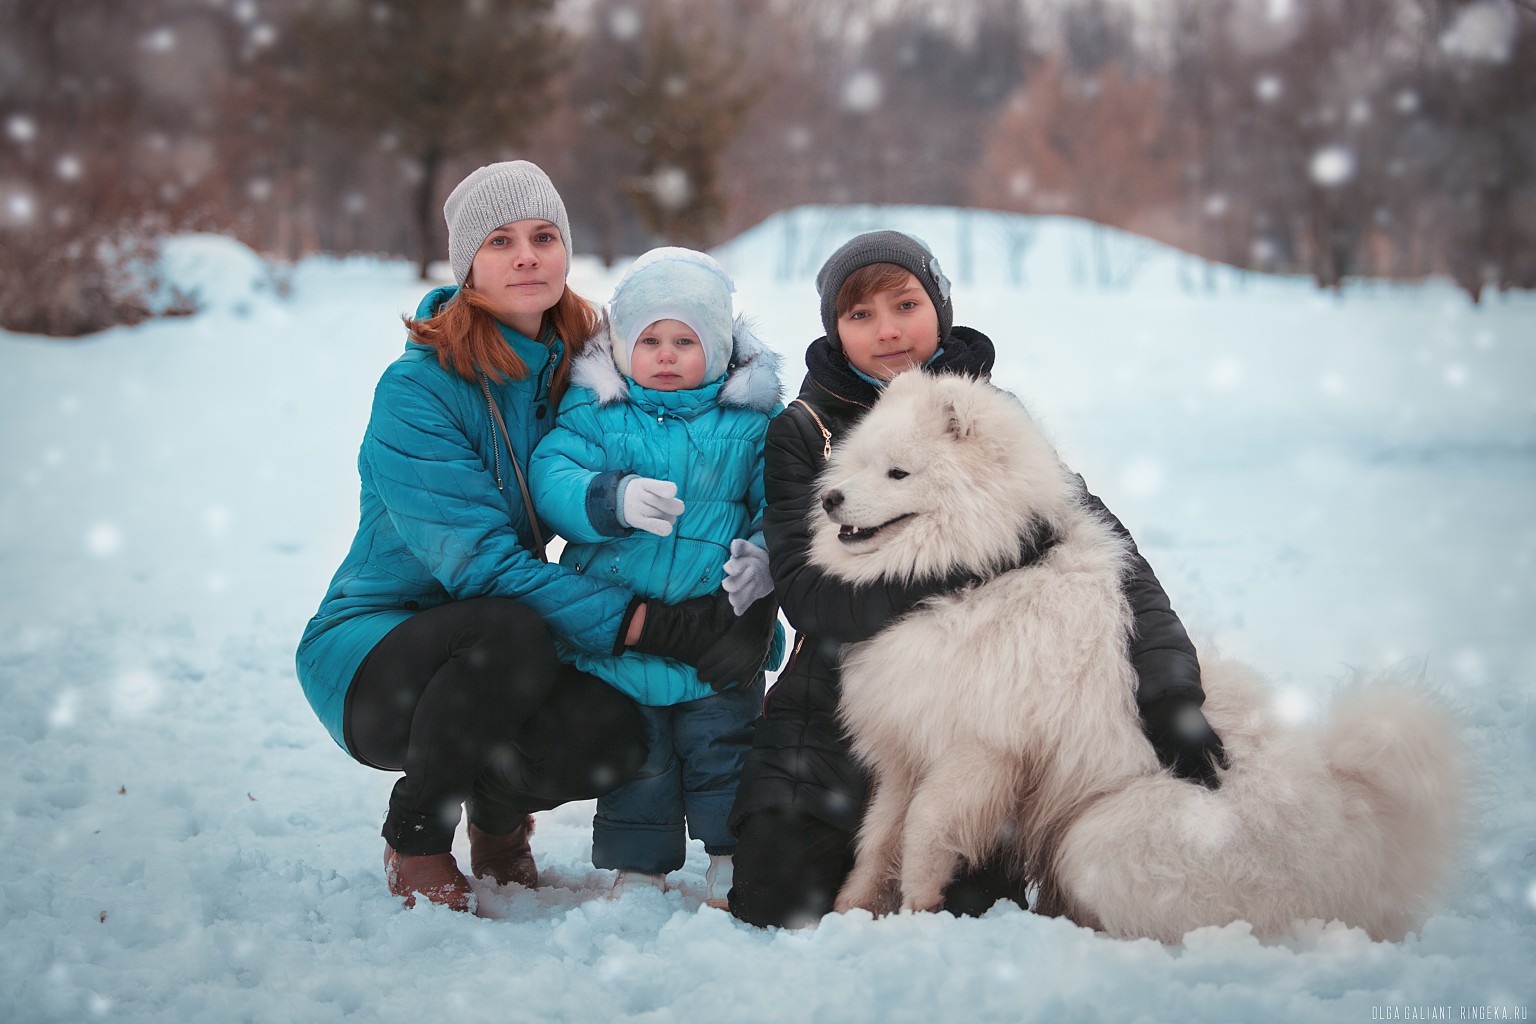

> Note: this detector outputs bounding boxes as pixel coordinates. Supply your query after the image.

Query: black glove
[631,591,737,668]
[1141,696,1229,790]
[695,594,778,691]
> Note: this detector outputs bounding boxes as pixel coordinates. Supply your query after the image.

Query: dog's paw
[895,856,951,913]
[833,883,880,914]
[835,873,901,916]
[899,882,946,914]
[832,893,867,914]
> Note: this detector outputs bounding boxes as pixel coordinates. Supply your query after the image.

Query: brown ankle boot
[468,815,538,888]
[383,844,475,913]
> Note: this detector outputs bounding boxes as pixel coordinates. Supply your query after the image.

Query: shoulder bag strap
[481,374,548,562]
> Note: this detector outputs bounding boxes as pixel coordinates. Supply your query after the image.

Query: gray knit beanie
[443,160,572,286]
[815,230,953,347]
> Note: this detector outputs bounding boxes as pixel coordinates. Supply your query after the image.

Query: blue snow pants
[592,675,765,874]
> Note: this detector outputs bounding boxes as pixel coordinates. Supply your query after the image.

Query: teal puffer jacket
[529,316,785,706]
[295,287,636,753]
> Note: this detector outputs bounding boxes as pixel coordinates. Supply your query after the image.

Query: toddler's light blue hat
[609,247,736,385]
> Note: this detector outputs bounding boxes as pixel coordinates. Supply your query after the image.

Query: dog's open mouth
[837,513,915,546]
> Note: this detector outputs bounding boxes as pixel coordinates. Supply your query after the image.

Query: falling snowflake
[650,167,691,211]
[1309,145,1355,188]
[1255,75,1283,103]
[6,114,36,143]
[1272,688,1316,725]
[2,187,36,227]
[1207,358,1244,391]
[86,523,122,557]
[1250,237,1279,265]
[56,154,83,181]
[842,70,883,114]
[609,6,642,41]
[1439,0,1516,63]
[1118,458,1165,499]
[112,669,163,718]
[49,689,79,729]
[206,505,232,539]
[1452,648,1486,684]
[141,27,176,53]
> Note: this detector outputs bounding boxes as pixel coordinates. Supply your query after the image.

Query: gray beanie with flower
[443,160,571,286]
[814,229,953,347]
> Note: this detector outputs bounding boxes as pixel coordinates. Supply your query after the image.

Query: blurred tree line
[0,0,1531,334]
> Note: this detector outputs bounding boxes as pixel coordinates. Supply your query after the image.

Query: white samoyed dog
[812,371,1464,942]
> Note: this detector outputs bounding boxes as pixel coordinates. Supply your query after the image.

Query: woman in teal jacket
[529,248,783,903]
[295,162,764,914]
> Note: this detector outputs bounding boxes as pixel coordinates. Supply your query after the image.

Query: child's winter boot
[468,815,538,888]
[383,844,475,913]
[609,870,667,898]
[704,854,733,910]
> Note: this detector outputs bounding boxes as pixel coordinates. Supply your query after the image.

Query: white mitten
[619,477,685,536]
[721,538,773,616]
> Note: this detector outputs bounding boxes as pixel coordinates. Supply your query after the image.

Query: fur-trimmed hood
[570,314,783,413]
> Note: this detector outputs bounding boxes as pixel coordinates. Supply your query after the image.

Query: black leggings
[344,597,647,856]
[728,809,1031,928]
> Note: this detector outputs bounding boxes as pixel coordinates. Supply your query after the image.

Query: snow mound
[149,233,277,317]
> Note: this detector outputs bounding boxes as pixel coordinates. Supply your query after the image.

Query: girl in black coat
[726,231,1226,929]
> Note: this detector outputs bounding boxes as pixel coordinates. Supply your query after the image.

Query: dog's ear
[941,387,979,442]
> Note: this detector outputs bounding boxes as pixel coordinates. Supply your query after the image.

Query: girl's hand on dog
[1141,697,1230,789]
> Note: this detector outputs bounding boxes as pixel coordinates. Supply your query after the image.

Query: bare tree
[288,0,567,279]
[595,0,759,247]
[971,56,1182,237]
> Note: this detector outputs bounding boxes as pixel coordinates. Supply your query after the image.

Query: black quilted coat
[727,326,1205,835]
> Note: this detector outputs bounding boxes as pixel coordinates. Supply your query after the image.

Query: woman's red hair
[404,284,601,406]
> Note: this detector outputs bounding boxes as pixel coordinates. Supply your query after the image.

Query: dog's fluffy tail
[1321,683,1466,939]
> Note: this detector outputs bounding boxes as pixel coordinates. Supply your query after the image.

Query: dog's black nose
[822,489,844,513]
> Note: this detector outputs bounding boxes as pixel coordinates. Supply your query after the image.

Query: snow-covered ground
[2,208,1533,1023]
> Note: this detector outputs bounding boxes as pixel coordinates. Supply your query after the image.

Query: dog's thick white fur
[812,371,1464,942]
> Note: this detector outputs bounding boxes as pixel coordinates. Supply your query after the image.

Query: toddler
[529,247,783,906]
